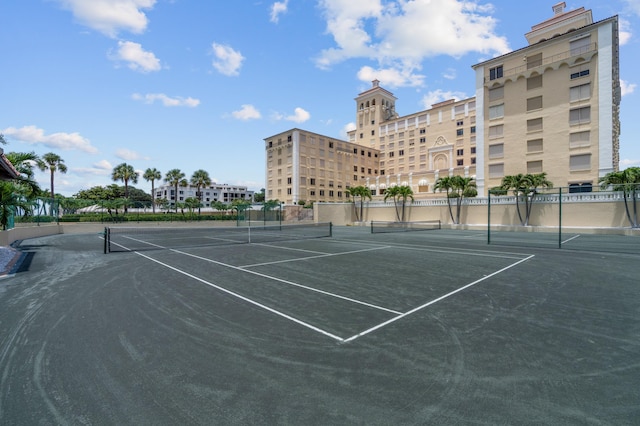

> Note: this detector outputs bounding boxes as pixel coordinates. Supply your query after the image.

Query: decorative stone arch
[418,178,429,193]
[429,136,453,171]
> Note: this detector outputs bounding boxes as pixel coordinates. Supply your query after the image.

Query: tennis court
[0,224,638,424]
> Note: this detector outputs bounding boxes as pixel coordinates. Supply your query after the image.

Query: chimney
[552,2,566,15]
[372,79,380,88]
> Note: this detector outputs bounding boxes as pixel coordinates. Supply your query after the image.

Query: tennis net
[370,220,441,233]
[104,222,332,253]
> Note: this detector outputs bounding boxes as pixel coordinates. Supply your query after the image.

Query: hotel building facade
[264,3,620,204]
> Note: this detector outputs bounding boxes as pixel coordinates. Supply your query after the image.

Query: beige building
[473,2,620,195]
[264,3,619,203]
[263,129,380,204]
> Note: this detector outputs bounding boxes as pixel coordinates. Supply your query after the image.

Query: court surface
[0,225,638,424]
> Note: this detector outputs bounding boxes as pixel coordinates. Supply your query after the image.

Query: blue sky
[1,0,638,197]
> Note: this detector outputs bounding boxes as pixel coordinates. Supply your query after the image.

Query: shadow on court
[0,227,638,425]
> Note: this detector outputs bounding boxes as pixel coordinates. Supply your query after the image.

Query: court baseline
[115,237,535,343]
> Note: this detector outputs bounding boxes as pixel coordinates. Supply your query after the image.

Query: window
[471,157,476,164]
[527,75,543,90]
[310,178,316,185]
[527,160,543,174]
[457,149,464,156]
[329,190,334,197]
[361,167,365,173]
[489,65,503,80]
[457,159,464,166]
[569,182,593,193]
[570,131,590,148]
[570,65,590,80]
[287,188,292,195]
[371,130,375,136]
[368,151,372,157]
[389,152,395,158]
[570,35,591,56]
[353,165,358,171]
[489,104,504,119]
[489,124,504,139]
[420,128,426,134]
[471,126,476,134]
[471,147,476,154]
[419,137,426,143]
[526,52,542,69]
[287,177,292,184]
[570,154,591,171]
[489,163,504,178]
[527,139,543,153]
[527,118,543,132]
[570,106,591,125]
[489,144,504,159]
[457,120,464,126]
[319,190,325,196]
[488,86,504,101]
[329,142,334,148]
[359,133,363,139]
[398,150,404,156]
[570,83,591,102]
[353,175,358,181]
[527,96,543,111]
[457,129,464,136]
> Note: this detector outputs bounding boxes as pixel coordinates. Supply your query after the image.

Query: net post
[103,227,109,254]
[487,190,492,245]
[330,222,333,237]
[558,186,562,249]
[370,221,374,233]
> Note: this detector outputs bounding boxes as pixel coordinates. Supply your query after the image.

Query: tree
[500,172,553,226]
[254,188,266,203]
[599,167,640,228]
[347,185,372,222]
[433,176,456,223]
[36,152,67,203]
[190,169,211,214]
[164,169,185,212]
[111,163,138,213]
[384,185,414,222]
[435,176,477,224]
[143,168,162,213]
[0,181,35,229]
[6,151,42,198]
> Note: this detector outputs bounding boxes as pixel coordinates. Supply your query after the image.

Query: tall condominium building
[264,3,619,203]
[472,2,620,195]
[154,183,254,207]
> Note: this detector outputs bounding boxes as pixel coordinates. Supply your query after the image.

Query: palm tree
[0,181,35,229]
[143,168,162,213]
[599,167,640,228]
[434,176,456,223]
[36,152,67,215]
[164,169,185,212]
[111,163,139,213]
[500,172,553,226]
[384,185,414,222]
[451,176,477,224]
[347,185,372,222]
[190,169,211,214]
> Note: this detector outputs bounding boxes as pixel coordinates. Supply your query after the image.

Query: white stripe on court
[171,249,402,315]
[562,234,581,245]
[239,245,391,268]
[133,251,346,342]
[342,254,536,343]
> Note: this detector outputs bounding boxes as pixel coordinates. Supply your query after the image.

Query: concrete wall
[316,192,639,231]
[0,224,63,246]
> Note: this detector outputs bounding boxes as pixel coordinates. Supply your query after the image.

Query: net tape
[370,220,441,234]
[105,222,332,252]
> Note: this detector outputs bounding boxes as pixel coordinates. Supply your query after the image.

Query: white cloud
[132,93,200,107]
[2,125,98,154]
[286,107,311,123]
[623,0,640,16]
[621,79,636,96]
[342,122,356,139]
[74,159,113,176]
[270,0,289,23]
[619,19,632,46]
[109,40,161,73]
[357,65,424,88]
[443,68,457,80]
[231,104,262,120]
[316,0,509,88]
[56,0,156,38]
[211,43,245,76]
[115,148,150,161]
[620,158,640,168]
[420,89,468,109]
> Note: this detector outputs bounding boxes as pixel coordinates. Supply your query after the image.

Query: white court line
[172,249,402,315]
[239,245,391,268]
[562,234,581,244]
[133,251,345,342]
[332,238,530,260]
[342,254,536,343]
[252,243,328,255]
